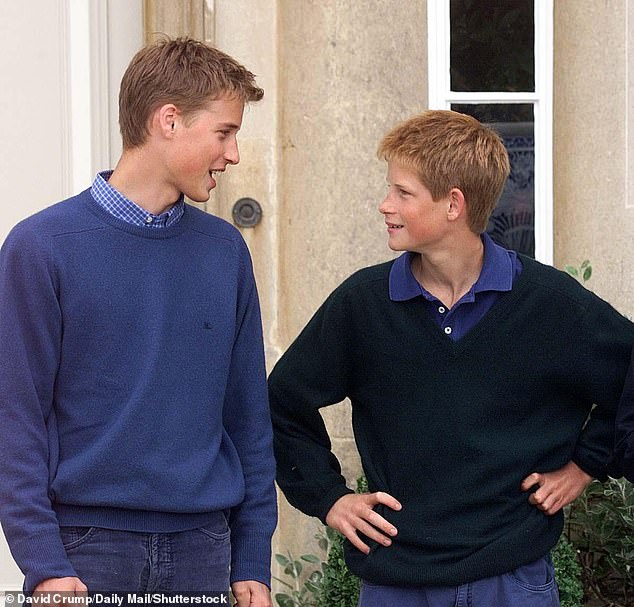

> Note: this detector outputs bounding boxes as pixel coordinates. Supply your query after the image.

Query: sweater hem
[54,504,225,533]
[344,523,562,587]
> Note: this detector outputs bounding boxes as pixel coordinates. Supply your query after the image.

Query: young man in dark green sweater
[268,110,634,607]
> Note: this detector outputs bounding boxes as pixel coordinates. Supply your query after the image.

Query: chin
[188,191,212,203]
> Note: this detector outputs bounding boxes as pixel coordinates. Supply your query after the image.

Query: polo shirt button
[444,327,452,335]
[438,306,446,314]
[145,216,153,223]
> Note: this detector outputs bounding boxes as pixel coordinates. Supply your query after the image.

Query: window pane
[452,103,535,257]
[450,0,534,93]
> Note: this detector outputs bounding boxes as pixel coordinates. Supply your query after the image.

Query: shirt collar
[389,233,517,302]
[90,170,185,228]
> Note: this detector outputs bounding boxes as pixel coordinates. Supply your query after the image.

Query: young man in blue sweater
[269,110,634,606]
[0,38,276,607]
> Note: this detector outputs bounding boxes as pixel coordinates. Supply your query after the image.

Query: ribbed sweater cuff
[230,533,272,588]
[572,453,606,482]
[12,531,77,591]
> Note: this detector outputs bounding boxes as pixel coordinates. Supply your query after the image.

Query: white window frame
[427,0,553,264]
[67,0,143,191]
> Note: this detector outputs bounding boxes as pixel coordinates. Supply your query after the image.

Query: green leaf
[274,593,294,607]
[582,266,592,282]
[275,554,290,567]
[564,266,578,278]
[301,554,321,563]
[308,571,323,583]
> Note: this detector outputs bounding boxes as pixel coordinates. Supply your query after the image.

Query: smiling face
[165,95,245,202]
[379,161,452,254]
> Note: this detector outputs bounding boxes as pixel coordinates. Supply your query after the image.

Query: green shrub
[273,481,366,607]
[565,477,634,606]
[552,535,584,607]
[273,547,323,607]
[316,527,359,607]
[273,526,361,607]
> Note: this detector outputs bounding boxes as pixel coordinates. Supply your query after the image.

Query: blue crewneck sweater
[0,189,277,590]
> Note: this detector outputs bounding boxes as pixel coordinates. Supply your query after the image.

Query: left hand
[231,580,272,607]
[521,460,593,515]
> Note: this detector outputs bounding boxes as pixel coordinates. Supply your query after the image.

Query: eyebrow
[217,122,241,130]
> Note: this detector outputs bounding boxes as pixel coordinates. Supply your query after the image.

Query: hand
[325,492,401,554]
[231,580,272,607]
[33,577,87,606]
[521,460,593,515]
[34,577,87,593]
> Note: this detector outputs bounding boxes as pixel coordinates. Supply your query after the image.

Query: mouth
[208,169,224,189]
[386,222,404,230]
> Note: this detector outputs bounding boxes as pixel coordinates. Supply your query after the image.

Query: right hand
[325,492,401,554]
[34,577,87,594]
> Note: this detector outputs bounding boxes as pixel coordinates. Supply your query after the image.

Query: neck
[412,233,485,309]
[108,148,180,215]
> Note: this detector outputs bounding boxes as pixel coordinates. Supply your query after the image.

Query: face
[378,161,451,253]
[166,96,245,202]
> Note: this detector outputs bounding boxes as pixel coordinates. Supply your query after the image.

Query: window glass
[450,0,534,93]
[452,103,535,257]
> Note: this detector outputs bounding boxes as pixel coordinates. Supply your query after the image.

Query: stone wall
[554,0,634,317]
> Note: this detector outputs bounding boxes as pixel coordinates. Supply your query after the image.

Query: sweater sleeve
[572,295,634,480]
[268,286,355,524]
[614,346,634,482]
[0,225,78,590]
[223,243,277,588]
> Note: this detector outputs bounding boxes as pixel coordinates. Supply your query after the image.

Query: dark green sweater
[269,256,634,586]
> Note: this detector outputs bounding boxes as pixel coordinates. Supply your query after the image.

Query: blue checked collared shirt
[388,232,523,341]
[90,170,185,228]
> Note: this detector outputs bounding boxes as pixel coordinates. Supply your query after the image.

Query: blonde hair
[378,110,510,233]
[119,37,264,149]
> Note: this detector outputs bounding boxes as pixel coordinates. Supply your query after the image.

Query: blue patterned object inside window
[487,122,535,258]
[452,104,535,258]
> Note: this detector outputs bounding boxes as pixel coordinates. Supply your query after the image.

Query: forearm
[575,298,634,478]
[615,346,634,481]
[271,377,354,516]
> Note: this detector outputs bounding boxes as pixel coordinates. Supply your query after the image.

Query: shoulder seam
[519,257,592,309]
[333,262,393,298]
[186,226,240,246]
[51,226,108,238]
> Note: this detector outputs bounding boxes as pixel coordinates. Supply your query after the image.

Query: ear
[152,103,179,138]
[446,188,467,222]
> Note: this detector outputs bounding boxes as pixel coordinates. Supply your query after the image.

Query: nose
[225,138,240,165]
[378,193,392,215]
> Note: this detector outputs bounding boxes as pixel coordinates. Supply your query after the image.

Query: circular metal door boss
[232,197,262,228]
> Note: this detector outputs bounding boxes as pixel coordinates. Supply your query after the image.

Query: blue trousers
[58,514,230,593]
[358,555,560,607]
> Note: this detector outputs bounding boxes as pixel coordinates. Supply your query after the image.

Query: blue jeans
[358,555,559,607]
[58,513,230,592]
